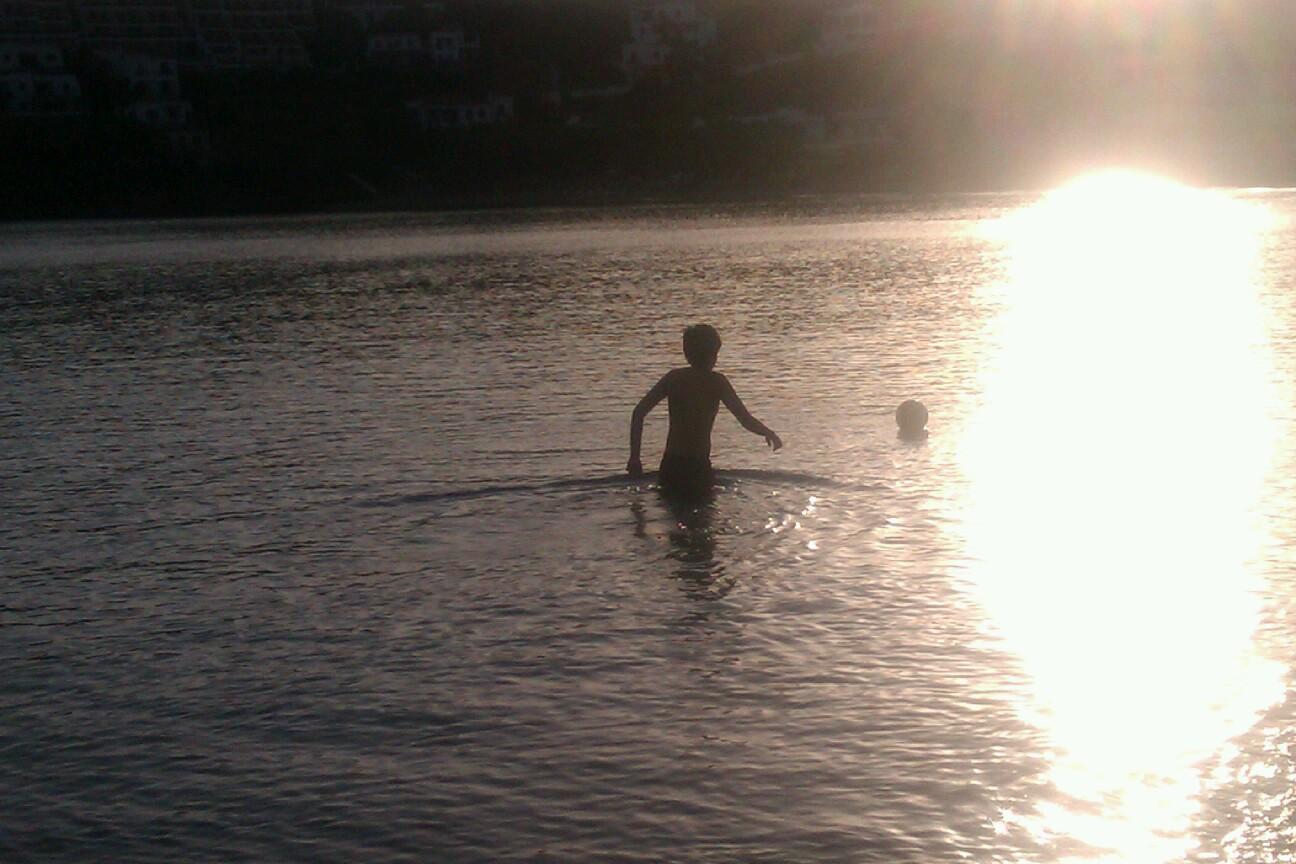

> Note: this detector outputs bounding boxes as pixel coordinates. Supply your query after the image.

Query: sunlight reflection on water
[962,173,1287,862]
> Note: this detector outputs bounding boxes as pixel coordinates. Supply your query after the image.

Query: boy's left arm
[719,375,782,451]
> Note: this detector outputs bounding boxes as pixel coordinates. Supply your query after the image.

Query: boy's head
[896,399,929,439]
[682,324,721,370]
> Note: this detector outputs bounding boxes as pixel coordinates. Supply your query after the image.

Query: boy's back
[661,367,724,461]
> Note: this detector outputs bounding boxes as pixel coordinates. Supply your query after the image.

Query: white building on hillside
[334,1,446,31]
[367,28,474,66]
[427,29,470,64]
[97,49,207,155]
[101,52,182,99]
[187,0,315,70]
[0,1,77,41]
[367,31,424,64]
[337,1,404,30]
[622,0,716,79]
[0,43,81,116]
[74,0,194,58]
[125,97,193,129]
[817,0,884,55]
[406,92,513,130]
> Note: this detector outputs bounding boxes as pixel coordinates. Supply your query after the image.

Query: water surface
[4,189,1296,862]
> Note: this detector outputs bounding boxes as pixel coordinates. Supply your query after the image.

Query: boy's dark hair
[682,324,722,369]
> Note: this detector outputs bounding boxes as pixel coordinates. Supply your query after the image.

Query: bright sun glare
[964,171,1284,862]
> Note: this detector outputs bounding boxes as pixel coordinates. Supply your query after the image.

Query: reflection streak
[961,173,1286,862]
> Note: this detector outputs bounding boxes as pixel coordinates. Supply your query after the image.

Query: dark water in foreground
[4,189,1296,862]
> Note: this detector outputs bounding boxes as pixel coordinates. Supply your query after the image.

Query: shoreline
[4,178,1279,226]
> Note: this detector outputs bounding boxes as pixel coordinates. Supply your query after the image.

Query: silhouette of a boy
[628,324,782,498]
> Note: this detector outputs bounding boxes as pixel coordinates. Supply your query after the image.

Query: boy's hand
[626,456,644,477]
[765,431,783,452]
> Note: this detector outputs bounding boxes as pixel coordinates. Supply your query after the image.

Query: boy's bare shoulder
[649,367,680,392]
[701,369,731,397]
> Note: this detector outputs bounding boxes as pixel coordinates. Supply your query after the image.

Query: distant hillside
[4,0,1296,217]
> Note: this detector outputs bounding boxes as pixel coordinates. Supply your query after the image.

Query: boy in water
[627,324,782,498]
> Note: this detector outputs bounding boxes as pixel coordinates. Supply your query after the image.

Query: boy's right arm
[628,373,671,476]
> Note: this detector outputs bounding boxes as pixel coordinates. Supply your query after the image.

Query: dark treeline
[5,0,1296,218]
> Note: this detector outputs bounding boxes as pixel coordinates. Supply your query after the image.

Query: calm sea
[4,187,1296,863]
